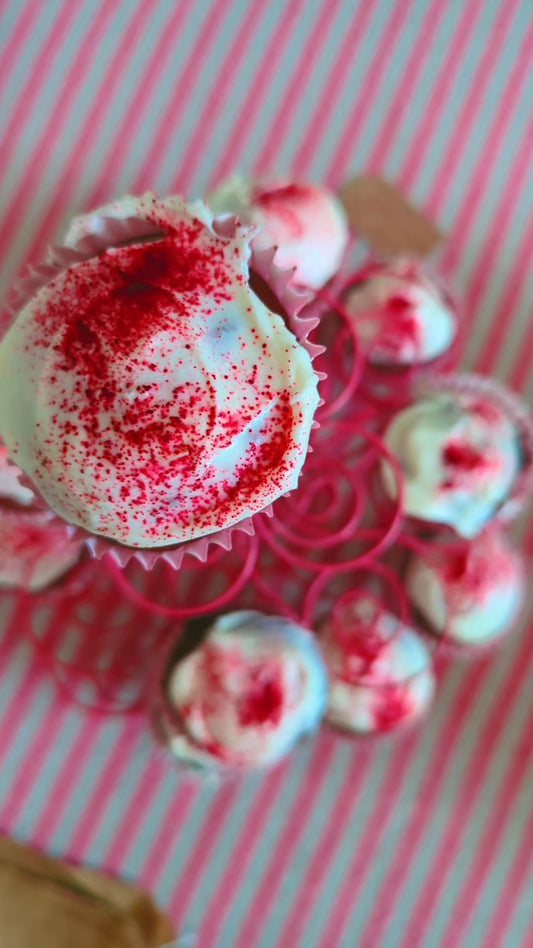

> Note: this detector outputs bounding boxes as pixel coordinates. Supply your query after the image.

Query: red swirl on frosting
[373,684,412,731]
[439,531,518,605]
[253,184,311,240]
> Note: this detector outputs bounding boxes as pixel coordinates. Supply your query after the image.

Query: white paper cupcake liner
[5,198,325,570]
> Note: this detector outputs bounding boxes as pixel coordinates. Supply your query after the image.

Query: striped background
[1,1,533,945]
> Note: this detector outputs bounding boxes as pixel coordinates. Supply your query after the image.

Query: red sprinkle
[252,184,314,240]
[27,211,301,543]
[441,439,492,490]
[373,684,411,731]
[238,667,284,727]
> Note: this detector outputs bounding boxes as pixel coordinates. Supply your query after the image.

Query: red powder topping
[331,600,389,683]
[469,398,504,425]
[440,534,516,604]
[443,442,486,471]
[373,684,411,731]
[443,550,470,583]
[26,212,305,545]
[352,290,421,360]
[252,184,313,240]
[378,294,420,356]
[254,184,313,206]
[238,666,284,727]
[441,440,489,490]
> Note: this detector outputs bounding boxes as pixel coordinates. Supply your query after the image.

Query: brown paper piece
[0,836,174,948]
[338,174,443,258]
[71,864,175,946]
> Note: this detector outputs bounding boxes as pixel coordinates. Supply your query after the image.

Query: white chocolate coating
[320,595,435,734]
[407,530,524,644]
[207,176,348,289]
[165,611,328,769]
[382,391,521,537]
[344,260,455,365]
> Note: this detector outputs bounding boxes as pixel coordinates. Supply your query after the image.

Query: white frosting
[344,264,455,364]
[382,392,522,537]
[207,176,348,289]
[0,509,82,591]
[63,195,166,248]
[165,611,328,769]
[407,531,524,644]
[320,596,435,734]
[0,195,319,549]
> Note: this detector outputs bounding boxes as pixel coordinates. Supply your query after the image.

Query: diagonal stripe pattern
[0,2,532,946]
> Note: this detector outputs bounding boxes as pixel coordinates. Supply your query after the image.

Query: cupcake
[157,610,328,770]
[0,508,83,591]
[0,195,319,556]
[381,381,528,537]
[207,176,349,289]
[319,593,435,733]
[406,529,524,645]
[0,444,34,506]
[342,259,456,365]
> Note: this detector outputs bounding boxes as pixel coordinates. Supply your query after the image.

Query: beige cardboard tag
[0,836,174,948]
[338,175,443,257]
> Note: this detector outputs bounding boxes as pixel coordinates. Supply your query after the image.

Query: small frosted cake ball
[0,509,83,591]
[161,611,328,770]
[406,529,524,645]
[343,259,456,365]
[0,445,33,506]
[319,594,435,734]
[207,176,349,289]
[382,389,523,538]
[0,195,319,550]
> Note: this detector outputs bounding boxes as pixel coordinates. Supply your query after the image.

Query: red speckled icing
[382,387,523,537]
[0,197,319,549]
[320,593,435,734]
[407,528,524,645]
[342,259,456,366]
[161,611,328,769]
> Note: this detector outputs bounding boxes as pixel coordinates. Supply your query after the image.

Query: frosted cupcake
[382,380,529,537]
[207,176,349,289]
[342,259,456,365]
[0,444,34,506]
[0,195,319,558]
[0,508,83,591]
[0,443,82,591]
[158,610,328,770]
[406,529,524,645]
[319,593,435,734]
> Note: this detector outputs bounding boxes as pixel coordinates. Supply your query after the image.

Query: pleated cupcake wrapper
[416,372,533,527]
[6,209,325,571]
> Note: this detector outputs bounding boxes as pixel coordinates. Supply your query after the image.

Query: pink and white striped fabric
[1,1,533,945]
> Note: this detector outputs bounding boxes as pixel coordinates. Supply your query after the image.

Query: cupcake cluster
[1,172,531,766]
[155,600,436,772]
